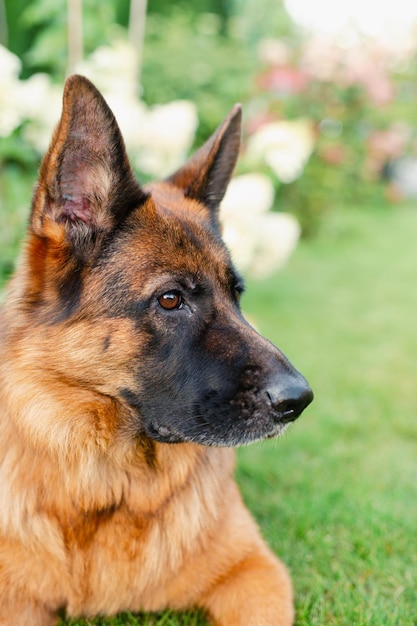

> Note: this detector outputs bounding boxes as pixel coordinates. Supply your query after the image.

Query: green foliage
[141,0,297,145]
[5,0,417,236]
[4,0,38,70]
[141,8,256,145]
[0,132,38,169]
[234,0,297,45]
[21,0,119,76]
[0,166,31,286]
[276,145,384,236]
[251,67,398,234]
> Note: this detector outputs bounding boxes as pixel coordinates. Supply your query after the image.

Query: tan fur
[0,306,293,624]
[0,76,299,626]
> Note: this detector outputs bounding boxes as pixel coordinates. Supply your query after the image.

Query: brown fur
[0,76,312,625]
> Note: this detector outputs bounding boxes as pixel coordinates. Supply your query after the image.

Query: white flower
[102,97,197,179]
[0,45,24,136]
[246,119,315,183]
[258,38,291,65]
[20,74,62,152]
[0,44,21,78]
[249,212,300,278]
[221,173,300,278]
[0,46,62,147]
[133,101,198,177]
[75,39,139,100]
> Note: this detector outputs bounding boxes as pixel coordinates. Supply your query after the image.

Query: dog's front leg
[189,481,294,626]
[202,546,294,626]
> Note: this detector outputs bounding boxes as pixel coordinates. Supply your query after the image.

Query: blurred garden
[1,0,417,624]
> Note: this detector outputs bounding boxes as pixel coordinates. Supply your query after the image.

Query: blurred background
[3,0,417,272]
[1,1,416,625]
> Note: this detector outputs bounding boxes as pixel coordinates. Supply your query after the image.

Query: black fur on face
[101,200,313,448]
[120,312,311,447]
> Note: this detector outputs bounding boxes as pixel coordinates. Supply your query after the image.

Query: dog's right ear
[167,104,242,218]
[30,74,147,257]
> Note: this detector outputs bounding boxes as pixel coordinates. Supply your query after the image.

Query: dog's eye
[234,285,244,304]
[232,277,245,304]
[158,291,183,311]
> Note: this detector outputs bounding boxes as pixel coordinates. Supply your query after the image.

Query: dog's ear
[167,104,242,214]
[30,74,147,256]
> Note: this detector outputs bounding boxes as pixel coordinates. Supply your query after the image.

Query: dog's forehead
[145,182,211,223]
[105,183,237,291]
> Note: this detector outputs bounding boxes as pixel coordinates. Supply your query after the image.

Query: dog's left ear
[30,74,147,256]
[167,104,242,214]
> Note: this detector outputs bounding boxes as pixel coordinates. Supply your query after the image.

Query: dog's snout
[266,379,313,423]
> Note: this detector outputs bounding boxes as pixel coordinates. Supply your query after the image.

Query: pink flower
[257,66,309,95]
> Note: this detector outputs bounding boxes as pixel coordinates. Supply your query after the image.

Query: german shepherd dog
[0,75,312,625]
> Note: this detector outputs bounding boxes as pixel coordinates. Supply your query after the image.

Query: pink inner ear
[61,195,93,225]
[59,157,95,226]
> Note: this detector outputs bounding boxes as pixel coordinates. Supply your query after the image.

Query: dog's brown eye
[158,291,182,310]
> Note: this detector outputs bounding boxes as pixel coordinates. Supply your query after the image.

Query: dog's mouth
[264,422,291,439]
[146,421,184,444]
[144,409,294,447]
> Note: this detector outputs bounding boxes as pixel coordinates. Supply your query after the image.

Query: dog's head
[14,75,312,449]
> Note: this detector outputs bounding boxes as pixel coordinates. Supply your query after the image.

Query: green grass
[1,175,416,625]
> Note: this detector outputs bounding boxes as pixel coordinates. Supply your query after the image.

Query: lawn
[240,203,417,625]
[1,173,416,625]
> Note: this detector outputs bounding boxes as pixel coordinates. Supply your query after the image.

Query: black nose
[266,379,313,424]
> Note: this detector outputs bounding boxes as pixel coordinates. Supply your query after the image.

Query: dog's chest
[61,457,229,616]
